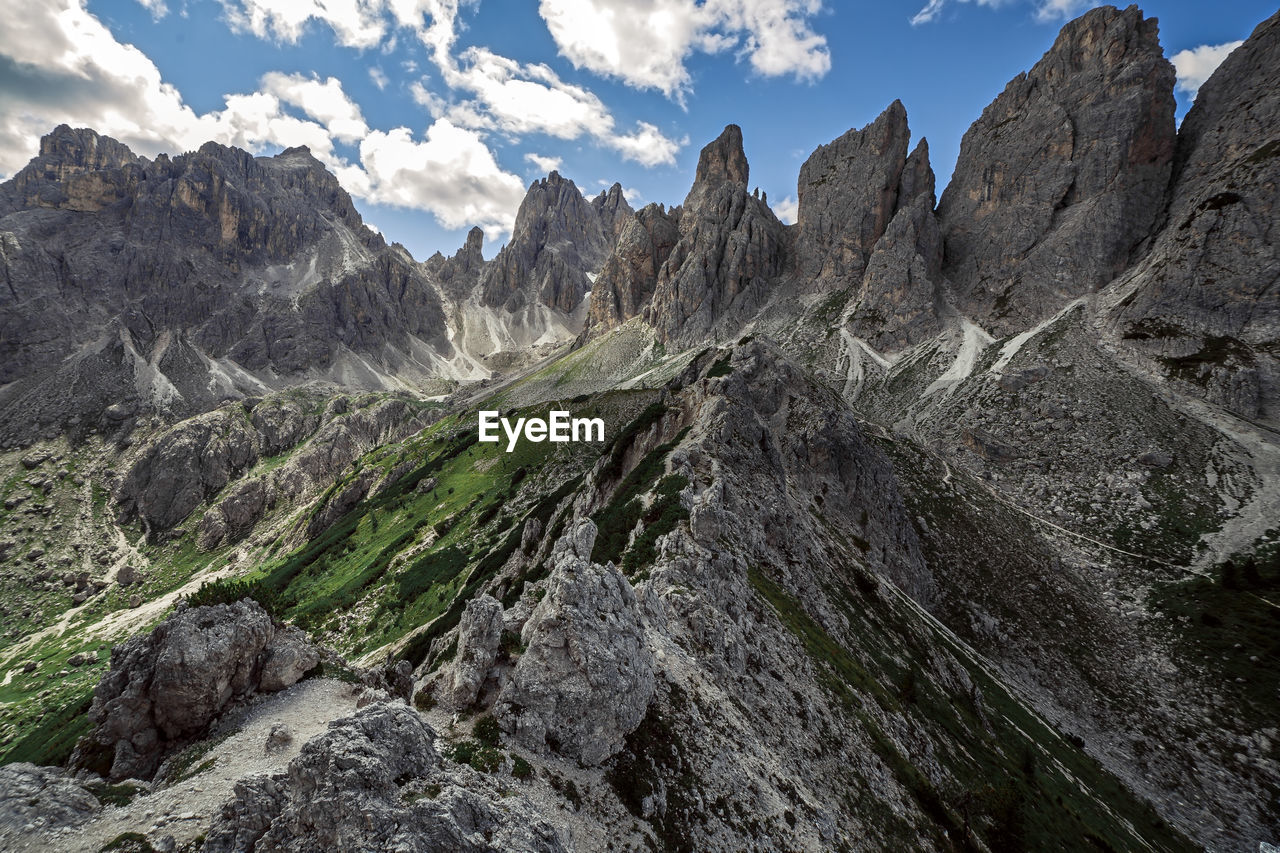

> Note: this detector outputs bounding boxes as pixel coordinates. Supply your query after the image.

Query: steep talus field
[0,4,1277,853]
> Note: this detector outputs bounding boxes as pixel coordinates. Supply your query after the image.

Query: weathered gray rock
[203,703,565,853]
[586,203,681,332]
[795,101,946,351]
[938,5,1176,335]
[128,391,434,544]
[265,723,294,752]
[425,226,486,303]
[646,126,787,346]
[76,599,317,780]
[0,127,453,447]
[439,594,505,710]
[116,407,258,532]
[0,763,100,842]
[797,100,913,285]
[259,626,321,692]
[479,171,630,314]
[496,518,655,765]
[1111,9,1280,419]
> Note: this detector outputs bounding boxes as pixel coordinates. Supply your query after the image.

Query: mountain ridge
[0,5,1277,852]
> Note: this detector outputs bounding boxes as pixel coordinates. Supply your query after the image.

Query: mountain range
[0,5,1276,852]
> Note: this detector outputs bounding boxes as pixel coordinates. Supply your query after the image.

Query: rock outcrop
[117,391,433,542]
[496,518,655,766]
[425,226,486,303]
[202,703,565,853]
[479,171,631,314]
[0,127,453,446]
[797,101,945,351]
[937,5,1176,335]
[437,594,505,710]
[75,600,318,780]
[0,763,100,844]
[645,126,787,345]
[1110,8,1280,419]
[586,203,681,332]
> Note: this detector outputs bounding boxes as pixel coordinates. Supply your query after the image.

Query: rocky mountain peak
[37,125,138,173]
[479,170,629,314]
[683,124,749,210]
[938,3,1175,335]
[425,226,486,302]
[646,126,786,344]
[592,181,632,242]
[1109,7,1280,418]
[796,99,913,285]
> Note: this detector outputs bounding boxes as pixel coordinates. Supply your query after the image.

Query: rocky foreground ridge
[0,4,1278,853]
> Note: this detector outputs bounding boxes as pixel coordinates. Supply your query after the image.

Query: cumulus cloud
[412,36,686,166]
[219,0,687,168]
[368,66,389,90]
[910,0,1098,26]
[348,122,525,236]
[1031,0,1097,22]
[0,0,525,238]
[771,195,798,224]
[220,0,387,49]
[608,121,687,168]
[1171,41,1242,99]
[260,72,370,142]
[525,152,562,173]
[136,0,169,20]
[538,0,830,101]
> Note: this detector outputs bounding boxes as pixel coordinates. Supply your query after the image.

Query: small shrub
[186,576,278,618]
[707,354,733,378]
[448,739,503,773]
[413,685,436,712]
[473,714,501,748]
[511,754,533,779]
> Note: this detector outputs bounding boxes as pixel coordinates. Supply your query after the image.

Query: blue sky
[0,1,1272,261]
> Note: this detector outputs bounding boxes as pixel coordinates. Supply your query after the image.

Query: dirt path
[19,678,360,853]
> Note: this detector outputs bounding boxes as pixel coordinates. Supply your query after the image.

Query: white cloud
[1171,41,1242,99]
[608,121,687,168]
[413,36,686,166]
[353,122,525,236]
[525,152,562,173]
[444,48,617,140]
[771,195,797,224]
[260,72,369,142]
[1032,0,1096,22]
[368,66,389,90]
[0,0,525,240]
[136,0,169,20]
[220,0,387,49]
[910,0,1098,26]
[538,0,830,101]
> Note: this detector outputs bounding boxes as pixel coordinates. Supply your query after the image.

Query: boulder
[438,594,504,710]
[76,599,318,779]
[0,763,100,843]
[259,626,320,692]
[496,519,655,766]
[202,703,565,853]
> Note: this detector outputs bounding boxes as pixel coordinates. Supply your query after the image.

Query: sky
[0,0,1273,261]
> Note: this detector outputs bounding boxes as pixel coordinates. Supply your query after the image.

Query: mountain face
[2,5,1279,853]
[1109,7,1280,419]
[644,125,788,346]
[796,100,945,352]
[938,4,1176,336]
[479,172,632,315]
[0,127,459,448]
